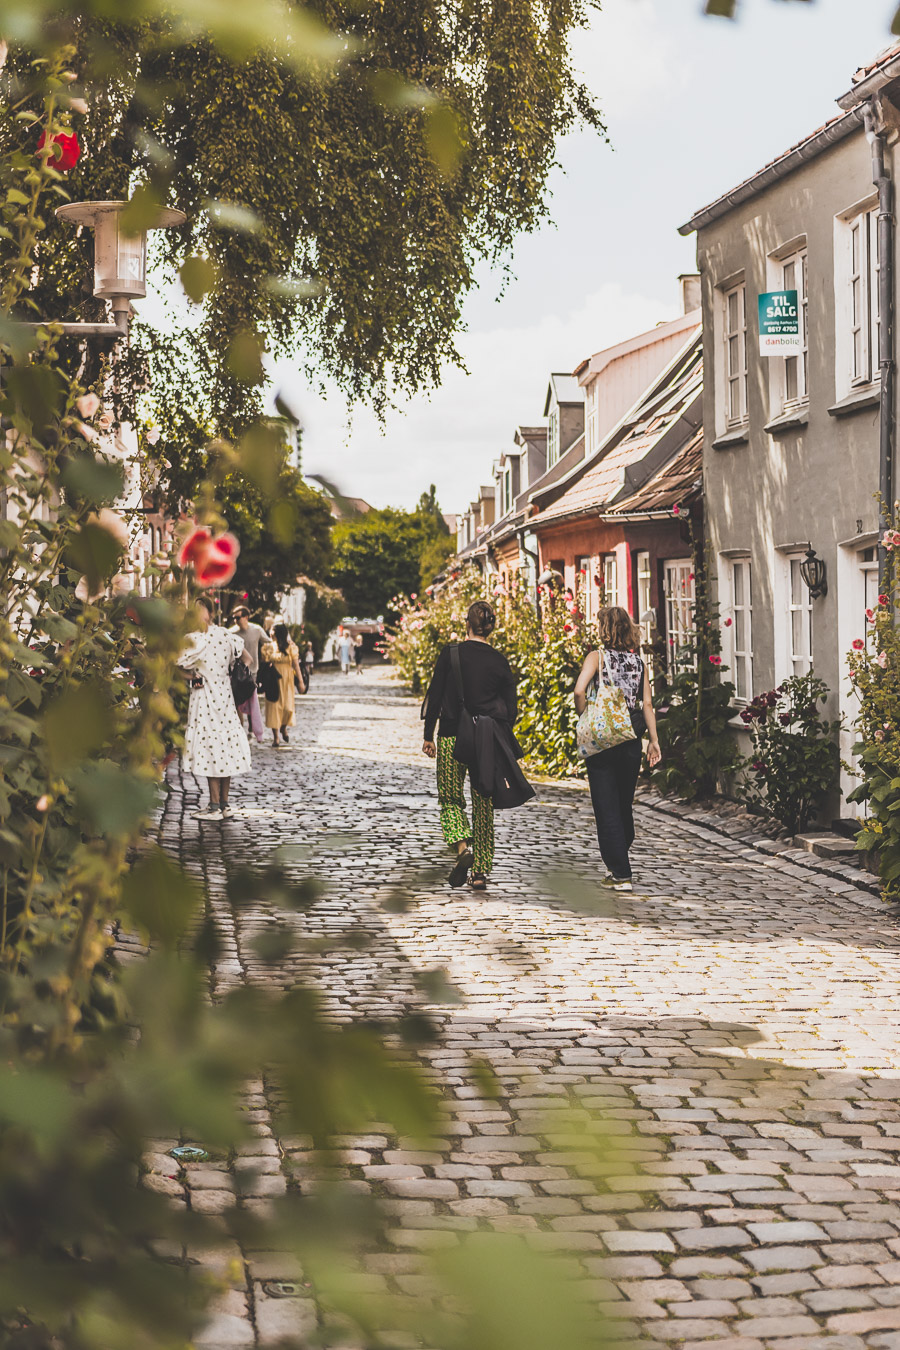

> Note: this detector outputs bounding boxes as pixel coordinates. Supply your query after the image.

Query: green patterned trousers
[436,735,494,874]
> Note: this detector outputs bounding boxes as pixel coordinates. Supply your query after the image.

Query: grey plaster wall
[696,126,889,722]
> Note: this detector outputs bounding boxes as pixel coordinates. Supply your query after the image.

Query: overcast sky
[151,0,897,515]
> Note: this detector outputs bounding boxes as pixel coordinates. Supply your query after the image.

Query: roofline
[575,310,700,383]
[678,107,865,236]
[837,51,900,109]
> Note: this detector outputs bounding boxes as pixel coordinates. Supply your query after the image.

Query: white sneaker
[600,875,633,892]
[194,807,223,821]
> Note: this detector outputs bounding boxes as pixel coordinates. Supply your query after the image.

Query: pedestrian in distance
[230,605,267,745]
[573,606,661,892]
[354,632,365,675]
[421,600,533,892]
[178,594,252,820]
[304,642,315,680]
[260,622,303,747]
[337,629,353,674]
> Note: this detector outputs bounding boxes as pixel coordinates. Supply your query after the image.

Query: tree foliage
[329,485,451,619]
[10,0,605,424]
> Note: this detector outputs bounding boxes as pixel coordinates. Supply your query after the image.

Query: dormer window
[547,406,560,467]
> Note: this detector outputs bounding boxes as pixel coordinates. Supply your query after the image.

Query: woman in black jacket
[421,600,519,891]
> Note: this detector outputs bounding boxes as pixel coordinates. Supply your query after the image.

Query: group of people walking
[179,602,312,820]
[177,590,662,888]
[421,601,660,893]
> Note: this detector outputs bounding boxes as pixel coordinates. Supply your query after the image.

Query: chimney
[679,272,701,314]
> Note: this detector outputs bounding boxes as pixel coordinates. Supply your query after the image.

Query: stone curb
[635,788,896,912]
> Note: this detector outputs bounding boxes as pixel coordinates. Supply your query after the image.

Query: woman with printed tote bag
[573,606,661,892]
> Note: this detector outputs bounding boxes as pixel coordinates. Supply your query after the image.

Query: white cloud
[571,0,687,122]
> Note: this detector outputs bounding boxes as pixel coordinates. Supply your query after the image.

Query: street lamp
[50,199,186,338]
[799,545,828,599]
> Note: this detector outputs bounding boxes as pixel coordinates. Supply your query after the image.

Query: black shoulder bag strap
[449,642,467,711]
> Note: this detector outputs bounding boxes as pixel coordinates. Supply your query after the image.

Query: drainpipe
[865,100,895,581]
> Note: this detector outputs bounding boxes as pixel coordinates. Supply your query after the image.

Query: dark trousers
[585,738,643,879]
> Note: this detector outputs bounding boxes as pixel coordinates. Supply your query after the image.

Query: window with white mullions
[637,550,652,646]
[731,558,753,701]
[602,554,617,608]
[664,559,695,670]
[850,207,880,387]
[782,250,808,406]
[724,281,748,426]
[788,554,812,676]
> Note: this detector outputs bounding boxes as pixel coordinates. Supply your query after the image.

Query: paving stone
[148,670,900,1350]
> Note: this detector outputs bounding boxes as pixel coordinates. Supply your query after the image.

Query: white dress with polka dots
[179,625,252,778]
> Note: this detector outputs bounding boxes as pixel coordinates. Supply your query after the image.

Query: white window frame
[781,248,808,408]
[836,202,880,396]
[602,554,617,608]
[636,550,653,647]
[500,464,513,516]
[723,280,748,427]
[547,406,560,467]
[585,385,598,457]
[577,555,594,623]
[787,552,813,677]
[663,559,695,670]
[729,557,753,702]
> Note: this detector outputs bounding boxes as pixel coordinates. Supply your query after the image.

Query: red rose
[37,129,81,172]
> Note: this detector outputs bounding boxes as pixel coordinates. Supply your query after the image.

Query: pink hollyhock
[709,654,722,666]
[866,608,875,622]
[877,651,889,668]
[76,392,100,418]
[879,594,889,606]
[178,526,212,568]
[564,622,574,634]
[724,617,733,627]
[852,638,865,650]
[875,728,886,742]
[196,534,239,586]
[38,129,81,171]
[673,504,680,515]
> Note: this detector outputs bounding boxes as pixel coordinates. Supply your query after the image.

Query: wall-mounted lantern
[799,544,827,599]
[51,199,186,338]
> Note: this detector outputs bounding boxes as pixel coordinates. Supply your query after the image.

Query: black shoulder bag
[449,643,477,768]
[230,655,256,707]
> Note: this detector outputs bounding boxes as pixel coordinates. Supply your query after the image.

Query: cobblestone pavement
[150,668,900,1350]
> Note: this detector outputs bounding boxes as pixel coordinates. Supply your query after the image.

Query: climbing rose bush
[738,673,840,835]
[847,519,900,899]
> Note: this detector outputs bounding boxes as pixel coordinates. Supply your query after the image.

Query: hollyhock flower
[877,651,889,668]
[688,573,695,582]
[564,622,575,634]
[673,504,680,515]
[90,508,128,546]
[708,654,721,666]
[740,709,754,724]
[76,392,100,419]
[37,129,81,172]
[779,713,791,726]
[879,594,889,606]
[410,593,417,600]
[178,526,212,569]
[67,97,89,115]
[852,638,865,650]
[146,427,161,445]
[875,728,886,742]
[724,617,733,627]
[866,608,875,622]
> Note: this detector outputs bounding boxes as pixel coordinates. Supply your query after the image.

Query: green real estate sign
[758,290,802,356]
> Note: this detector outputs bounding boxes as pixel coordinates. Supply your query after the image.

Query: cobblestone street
[153,668,900,1350]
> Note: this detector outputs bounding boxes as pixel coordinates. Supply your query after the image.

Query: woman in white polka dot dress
[178,595,252,820]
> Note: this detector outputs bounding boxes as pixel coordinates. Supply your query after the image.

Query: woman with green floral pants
[421,601,516,891]
[435,735,494,876]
